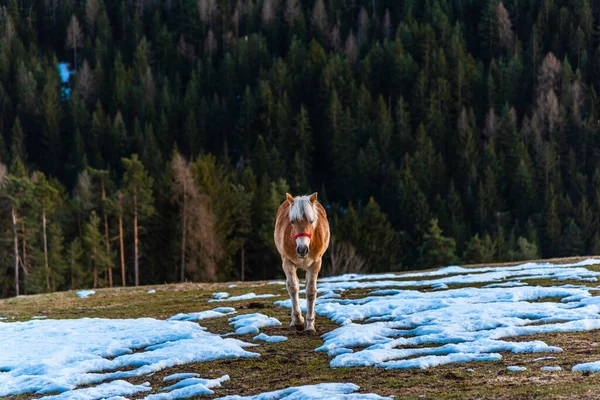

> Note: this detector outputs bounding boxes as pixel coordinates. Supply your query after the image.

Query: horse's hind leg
[305,258,322,335]
[283,259,304,331]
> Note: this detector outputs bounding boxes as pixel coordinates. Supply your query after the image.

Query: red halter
[293,232,312,240]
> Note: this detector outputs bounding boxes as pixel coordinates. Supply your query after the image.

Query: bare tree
[198,0,217,27]
[171,151,221,282]
[77,59,95,102]
[311,0,328,36]
[261,0,275,24]
[496,1,513,49]
[329,23,341,52]
[284,0,300,27]
[232,9,240,36]
[483,108,497,141]
[344,30,358,64]
[204,30,217,56]
[536,52,561,100]
[66,15,84,68]
[382,8,391,40]
[324,237,367,277]
[357,7,369,48]
[85,0,99,38]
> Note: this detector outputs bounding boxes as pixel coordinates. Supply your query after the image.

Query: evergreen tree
[420,219,457,268]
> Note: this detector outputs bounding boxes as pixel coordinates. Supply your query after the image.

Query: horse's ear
[286,193,295,203]
[310,192,318,203]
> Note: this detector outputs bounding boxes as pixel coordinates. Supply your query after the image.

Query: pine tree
[420,219,457,268]
[122,154,155,286]
[83,211,112,288]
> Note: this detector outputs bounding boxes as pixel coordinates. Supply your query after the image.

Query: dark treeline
[0,0,599,297]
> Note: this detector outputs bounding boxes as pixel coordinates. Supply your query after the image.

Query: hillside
[3,1,600,297]
[4,257,600,399]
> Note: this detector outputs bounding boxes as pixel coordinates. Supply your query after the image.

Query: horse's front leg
[283,259,304,331]
[305,258,322,334]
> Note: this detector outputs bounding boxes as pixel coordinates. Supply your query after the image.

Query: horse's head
[286,192,318,259]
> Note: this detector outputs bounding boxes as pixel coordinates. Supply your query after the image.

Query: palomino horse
[274,192,330,334]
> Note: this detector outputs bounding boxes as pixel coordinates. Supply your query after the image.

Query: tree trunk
[12,206,19,296]
[241,245,245,281]
[71,262,75,290]
[119,196,126,286]
[92,241,98,288]
[43,209,50,291]
[22,223,27,274]
[134,186,139,287]
[180,180,186,282]
[102,180,112,288]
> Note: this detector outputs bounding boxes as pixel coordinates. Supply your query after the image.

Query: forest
[0,0,599,297]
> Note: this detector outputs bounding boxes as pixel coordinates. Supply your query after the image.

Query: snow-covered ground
[4,259,600,398]
[277,259,600,370]
[0,314,257,397]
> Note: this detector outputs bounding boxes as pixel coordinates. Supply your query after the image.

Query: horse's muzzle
[296,244,309,259]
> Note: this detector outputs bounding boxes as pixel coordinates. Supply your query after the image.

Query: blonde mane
[289,195,319,224]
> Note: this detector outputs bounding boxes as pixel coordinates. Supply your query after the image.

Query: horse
[274,192,330,334]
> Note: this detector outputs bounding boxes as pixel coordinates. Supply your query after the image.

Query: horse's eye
[291,221,295,225]
[310,220,314,224]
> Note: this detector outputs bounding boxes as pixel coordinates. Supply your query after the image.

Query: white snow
[268,281,286,285]
[163,373,199,382]
[0,318,258,397]
[215,383,391,399]
[483,282,528,288]
[228,284,238,288]
[168,307,236,322]
[228,313,282,335]
[213,292,230,299]
[541,366,562,371]
[146,375,229,399]
[533,356,557,362]
[148,289,156,294]
[274,259,600,370]
[76,290,95,299]
[41,380,151,399]
[209,293,278,302]
[507,366,526,371]
[573,361,600,372]
[31,316,47,319]
[253,333,287,343]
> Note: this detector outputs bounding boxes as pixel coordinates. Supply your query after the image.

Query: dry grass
[4,257,600,399]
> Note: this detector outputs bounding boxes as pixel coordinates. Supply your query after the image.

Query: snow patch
[76,290,95,299]
[215,383,391,399]
[168,307,236,322]
[0,318,258,397]
[507,366,526,371]
[228,313,282,335]
[209,293,278,302]
[253,333,287,343]
[163,373,199,382]
[213,292,229,300]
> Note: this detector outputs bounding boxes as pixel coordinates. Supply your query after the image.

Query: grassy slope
[4,256,600,399]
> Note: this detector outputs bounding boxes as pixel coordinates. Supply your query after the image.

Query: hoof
[290,321,305,331]
[305,327,317,336]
